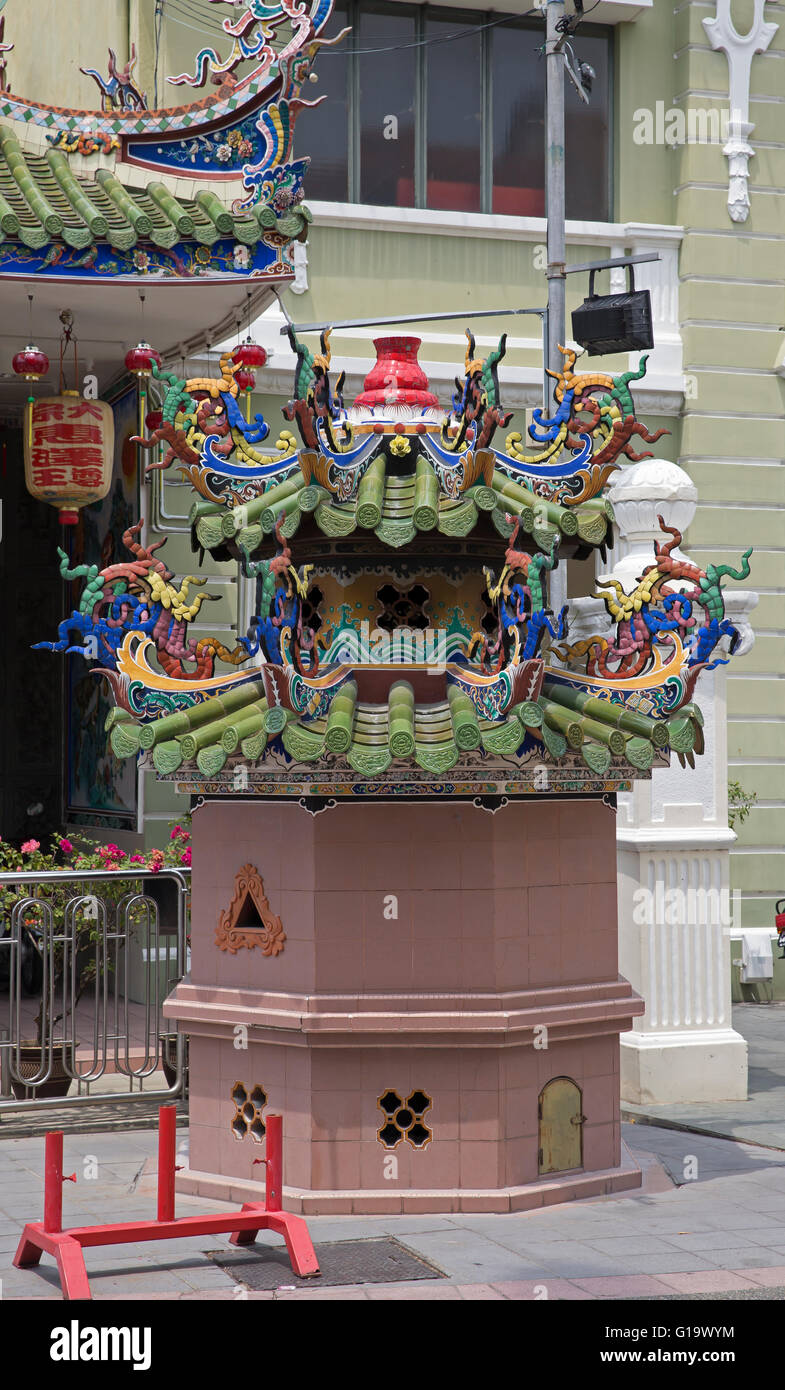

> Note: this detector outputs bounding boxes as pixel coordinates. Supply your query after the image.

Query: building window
[297,3,611,220]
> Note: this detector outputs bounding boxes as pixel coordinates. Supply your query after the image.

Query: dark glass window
[295,5,610,222]
[359,8,417,207]
[492,23,544,217]
[295,2,349,201]
[426,14,482,213]
[564,32,609,221]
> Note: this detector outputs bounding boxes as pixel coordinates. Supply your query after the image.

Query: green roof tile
[194,450,611,559]
[0,121,308,269]
[109,671,695,784]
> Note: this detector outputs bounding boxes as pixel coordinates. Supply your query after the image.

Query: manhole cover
[212,1237,444,1290]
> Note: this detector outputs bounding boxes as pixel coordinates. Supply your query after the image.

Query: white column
[606,459,755,1103]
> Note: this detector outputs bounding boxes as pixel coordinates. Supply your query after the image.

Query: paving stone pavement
[2,1003,783,1301]
[623,1003,785,1149]
[2,1119,785,1300]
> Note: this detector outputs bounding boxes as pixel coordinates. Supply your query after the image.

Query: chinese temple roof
[0,122,309,269]
[32,330,754,805]
[192,454,614,560]
[107,666,702,784]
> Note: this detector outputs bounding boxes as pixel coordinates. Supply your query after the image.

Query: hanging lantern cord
[27,296,35,447]
[138,292,146,435]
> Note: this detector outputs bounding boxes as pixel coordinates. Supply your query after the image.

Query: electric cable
[162,1,542,61]
[318,10,543,58]
[153,0,166,108]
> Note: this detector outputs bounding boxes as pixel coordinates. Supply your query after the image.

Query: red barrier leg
[228,1117,319,1276]
[44,1131,64,1233]
[265,1115,282,1211]
[230,1115,283,1248]
[268,1212,321,1278]
[228,1203,267,1248]
[14,1113,319,1295]
[54,1235,92,1301]
[13,1225,43,1269]
[157,1105,177,1223]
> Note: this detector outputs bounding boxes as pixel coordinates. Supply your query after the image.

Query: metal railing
[0,865,190,1113]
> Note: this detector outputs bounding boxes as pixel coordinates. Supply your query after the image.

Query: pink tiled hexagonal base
[168,799,643,1212]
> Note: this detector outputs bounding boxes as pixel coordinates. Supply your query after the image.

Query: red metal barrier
[13,1106,320,1300]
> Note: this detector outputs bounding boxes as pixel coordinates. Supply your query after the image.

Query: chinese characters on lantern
[24,395,113,524]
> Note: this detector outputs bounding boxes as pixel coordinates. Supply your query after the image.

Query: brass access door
[538,1077,585,1175]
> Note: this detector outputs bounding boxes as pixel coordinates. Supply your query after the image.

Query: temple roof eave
[106,662,698,788]
[191,458,615,562]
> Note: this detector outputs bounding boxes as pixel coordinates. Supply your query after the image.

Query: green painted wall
[655,3,785,931]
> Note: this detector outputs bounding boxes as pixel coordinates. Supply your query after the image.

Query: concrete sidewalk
[2,1121,785,1300]
[623,1003,785,1149]
[3,1002,785,1301]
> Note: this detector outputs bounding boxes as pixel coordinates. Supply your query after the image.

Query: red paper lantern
[145,408,163,431]
[232,340,267,370]
[24,392,114,525]
[124,341,161,378]
[13,344,49,381]
[234,367,256,393]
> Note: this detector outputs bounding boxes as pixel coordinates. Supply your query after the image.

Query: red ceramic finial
[354,336,439,408]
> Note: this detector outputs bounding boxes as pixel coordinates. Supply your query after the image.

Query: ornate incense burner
[37,332,752,806]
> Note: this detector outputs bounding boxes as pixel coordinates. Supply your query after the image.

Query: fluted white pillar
[602,460,756,1103]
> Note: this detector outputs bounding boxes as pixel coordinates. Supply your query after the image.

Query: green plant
[0,817,192,1043]
[728,779,757,831]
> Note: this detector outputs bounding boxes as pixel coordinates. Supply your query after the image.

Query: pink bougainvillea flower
[170,826,182,840]
[180,848,192,866]
[21,840,40,854]
[59,839,73,854]
[129,853,145,864]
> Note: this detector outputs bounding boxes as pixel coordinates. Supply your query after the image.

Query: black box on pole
[571,264,654,357]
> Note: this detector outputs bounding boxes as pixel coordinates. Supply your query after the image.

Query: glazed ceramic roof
[0,123,310,253]
[108,673,703,782]
[192,458,615,558]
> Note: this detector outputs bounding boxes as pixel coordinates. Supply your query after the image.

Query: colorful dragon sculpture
[137,326,674,525]
[163,1,349,219]
[498,345,669,505]
[166,0,336,92]
[32,523,251,682]
[552,517,753,694]
[239,517,318,674]
[470,521,567,672]
[80,45,147,112]
[133,354,297,506]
